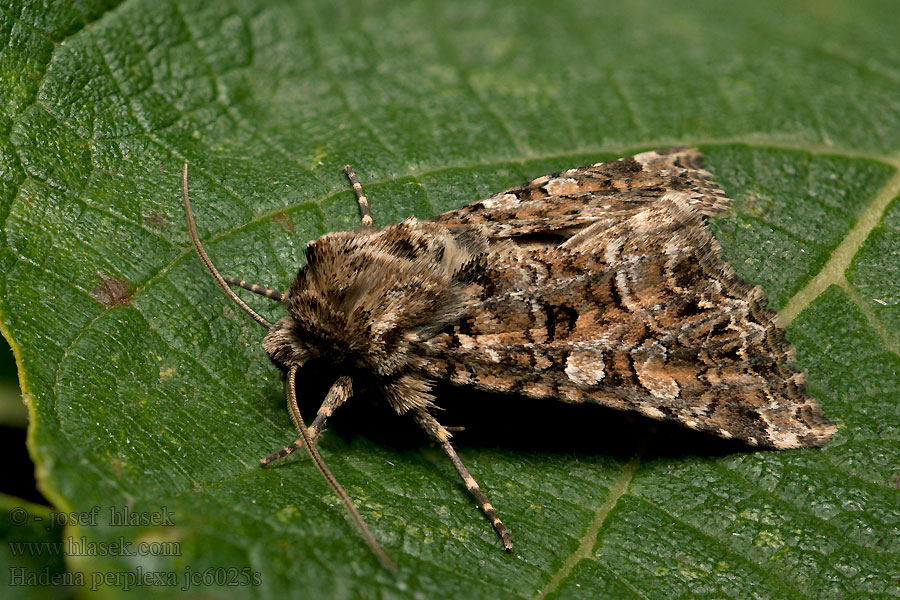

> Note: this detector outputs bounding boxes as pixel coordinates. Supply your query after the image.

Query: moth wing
[416,188,835,449]
[429,148,730,242]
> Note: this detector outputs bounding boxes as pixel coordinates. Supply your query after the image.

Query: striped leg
[222,277,283,301]
[343,165,374,229]
[259,439,301,466]
[260,376,353,466]
[413,409,513,552]
[307,375,352,440]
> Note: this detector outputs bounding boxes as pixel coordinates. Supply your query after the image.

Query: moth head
[262,316,311,371]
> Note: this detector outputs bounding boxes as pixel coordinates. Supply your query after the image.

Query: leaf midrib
[533,453,641,600]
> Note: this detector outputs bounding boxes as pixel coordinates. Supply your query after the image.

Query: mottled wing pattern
[429,148,730,242]
[414,149,835,449]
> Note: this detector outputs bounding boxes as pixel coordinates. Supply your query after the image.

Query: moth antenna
[285,366,396,571]
[343,165,374,229]
[222,277,283,301]
[181,164,273,329]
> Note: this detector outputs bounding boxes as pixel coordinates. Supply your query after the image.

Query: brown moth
[181,148,835,568]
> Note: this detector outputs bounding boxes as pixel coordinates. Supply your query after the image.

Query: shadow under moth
[181,148,835,569]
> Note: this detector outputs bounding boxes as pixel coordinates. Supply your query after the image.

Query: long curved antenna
[285,365,396,571]
[181,164,273,330]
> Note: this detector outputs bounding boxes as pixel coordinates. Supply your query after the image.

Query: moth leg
[307,375,352,441]
[343,165,374,229]
[222,277,283,301]
[260,376,353,466]
[413,409,514,552]
[259,440,300,466]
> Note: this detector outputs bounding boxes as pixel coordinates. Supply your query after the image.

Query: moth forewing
[425,148,834,450]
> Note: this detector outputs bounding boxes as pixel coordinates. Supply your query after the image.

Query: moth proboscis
[181,148,835,569]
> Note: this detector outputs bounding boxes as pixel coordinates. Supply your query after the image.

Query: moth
[181,148,835,569]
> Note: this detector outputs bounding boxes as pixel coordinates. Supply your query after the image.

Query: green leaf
[1,0,898,598]
[1,495,69,599]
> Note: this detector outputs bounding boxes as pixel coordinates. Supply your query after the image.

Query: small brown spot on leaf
[147,211,167,229]
[273,211,294,231]
[91,276,134,307]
